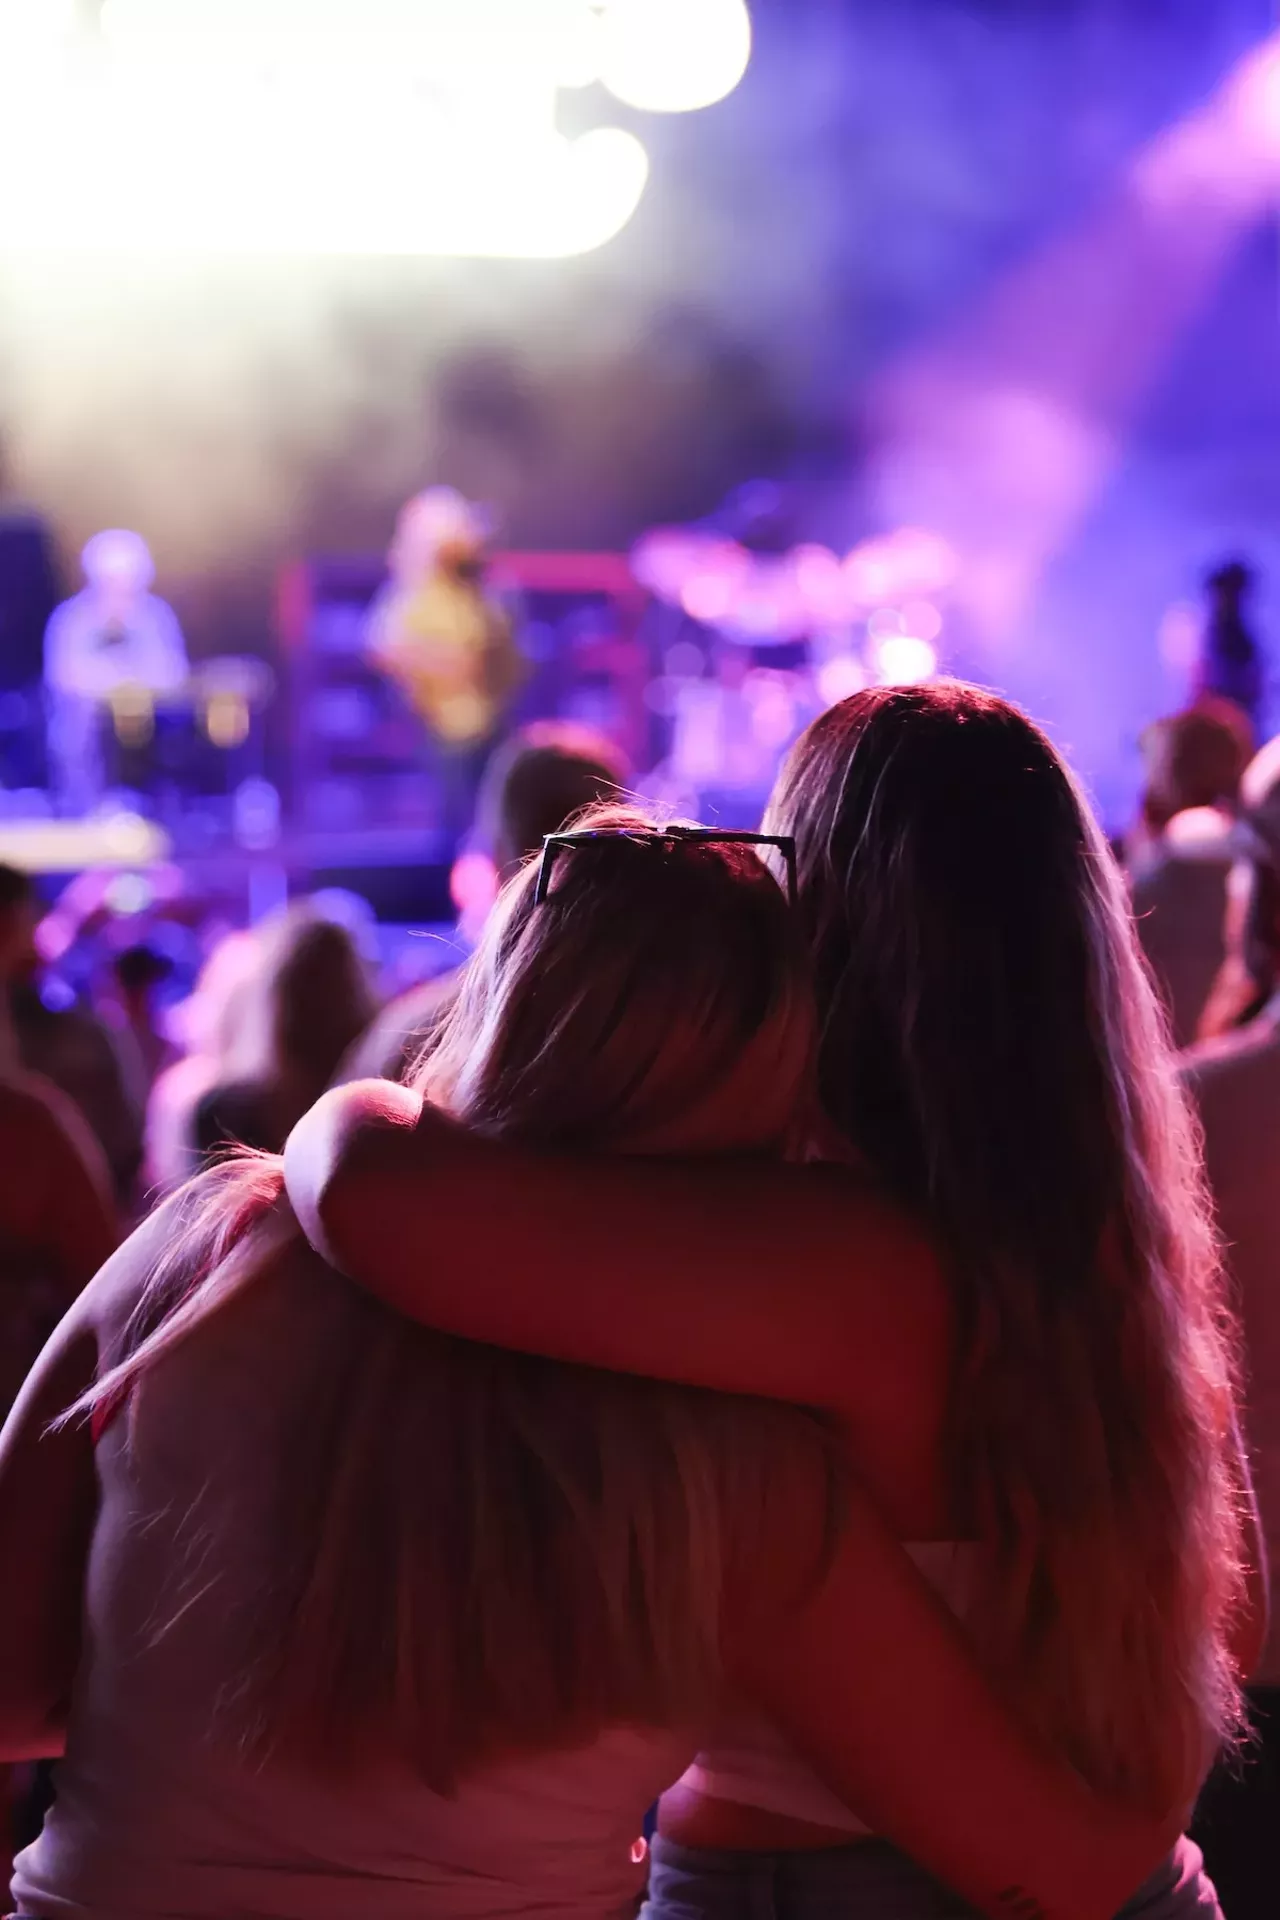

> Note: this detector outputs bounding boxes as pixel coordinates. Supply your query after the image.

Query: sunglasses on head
[533,826,798,907]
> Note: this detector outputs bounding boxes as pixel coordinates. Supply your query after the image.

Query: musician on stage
[43,529,188,817]
[366,487,524,844]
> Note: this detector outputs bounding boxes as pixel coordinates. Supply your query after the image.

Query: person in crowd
[0,867,143,1210]
[288,685,1260,1919]
[0,1067,116,1875]
[342,721,627,1083]
[98,942,177,1112]
[1195,732,1280,1042]
[142,929,261,1196]
[0,807,1184,1920]
[1179,740,1280,1919]
[193,905,377,1163]
[42,530,188,819]
[1194,560,1266,739]
[365,487,526,848]
[1128,700,1252,1047]
[0,1072,115,1420]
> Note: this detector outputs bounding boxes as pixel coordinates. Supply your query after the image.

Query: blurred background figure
[143,928,262,1195]
[1194,735,1280,1043]
[342,721,628,1083]
[0,1072,115,1417]
[43,530,188,818]
[365,487,525,848]
[0,864,142,1211]
[1128,700,1253,1048]
[1195,561,1266,741]
[193,905,378,1162]
[1180,734,1280,1919]
[98,940,178,1112]
[0,476,59,793]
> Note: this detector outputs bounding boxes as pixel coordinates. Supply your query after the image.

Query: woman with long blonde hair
[0,805,1173,1920]
[288,690,1263,1917]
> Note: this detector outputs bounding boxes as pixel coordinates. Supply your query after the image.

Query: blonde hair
[80,807,829,1789]
[223,905,379,1113]
[766,684,1245,1814]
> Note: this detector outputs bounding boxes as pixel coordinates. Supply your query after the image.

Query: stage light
[0,0,75,46]
[899,599,943,642]
[884,527,958,594]
[874,633,938,686]
[1228,34,1280,170]
[791,544,849,624]
[816,653,868,706]
[866,606,903,639]
[681,571,738,623]
[595,0,751,114]
[1,0,747,255]
[842,543,895,606]
[744,671,797,748]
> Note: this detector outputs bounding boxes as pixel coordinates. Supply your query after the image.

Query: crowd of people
[0,683,1277,1919]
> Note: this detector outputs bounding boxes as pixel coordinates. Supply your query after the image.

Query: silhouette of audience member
[98,941,177,1113]
[1129,701,1252,1047]
[342,723,627,1083]
[1196,560,1266,738]
[0,866,143,1209]
[1181,737,1280,1918]
[194,907,377,1161]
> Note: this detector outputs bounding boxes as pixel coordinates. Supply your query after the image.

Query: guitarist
[367,488,525,845]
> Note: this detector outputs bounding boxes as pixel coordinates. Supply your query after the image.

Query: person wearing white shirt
[43,530,187,816]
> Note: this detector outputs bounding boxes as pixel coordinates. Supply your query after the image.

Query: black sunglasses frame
[533,826,798,907]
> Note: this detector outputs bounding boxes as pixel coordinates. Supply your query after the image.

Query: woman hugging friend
[288,683,1264,1920]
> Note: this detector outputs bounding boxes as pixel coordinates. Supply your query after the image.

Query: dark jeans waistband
[643,1833,1218,1920]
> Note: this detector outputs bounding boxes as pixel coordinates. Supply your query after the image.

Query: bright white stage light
[0,0,76,46]
[0,0,749,255]
[874,632,939,686]
[595,0,752,114]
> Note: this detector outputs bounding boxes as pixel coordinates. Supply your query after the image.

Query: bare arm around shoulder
[730,1466,1178,1920]
[284,1083,949,1425]
[0,1202,173,1758]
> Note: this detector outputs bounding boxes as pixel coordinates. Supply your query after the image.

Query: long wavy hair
[78,807,829,1789]
[764,682,1245,1813]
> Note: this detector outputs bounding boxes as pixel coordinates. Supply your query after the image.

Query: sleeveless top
[13,1260,692,1920]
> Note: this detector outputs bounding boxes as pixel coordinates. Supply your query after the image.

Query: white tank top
[684,1542,976,1833]
[14,1262,693,1920]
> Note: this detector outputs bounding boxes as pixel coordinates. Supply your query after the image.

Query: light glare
[596,0,751,114]
[875,633,939,685]
[0,0,745,255]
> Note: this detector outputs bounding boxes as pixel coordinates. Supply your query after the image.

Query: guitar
[369,574,524,746]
